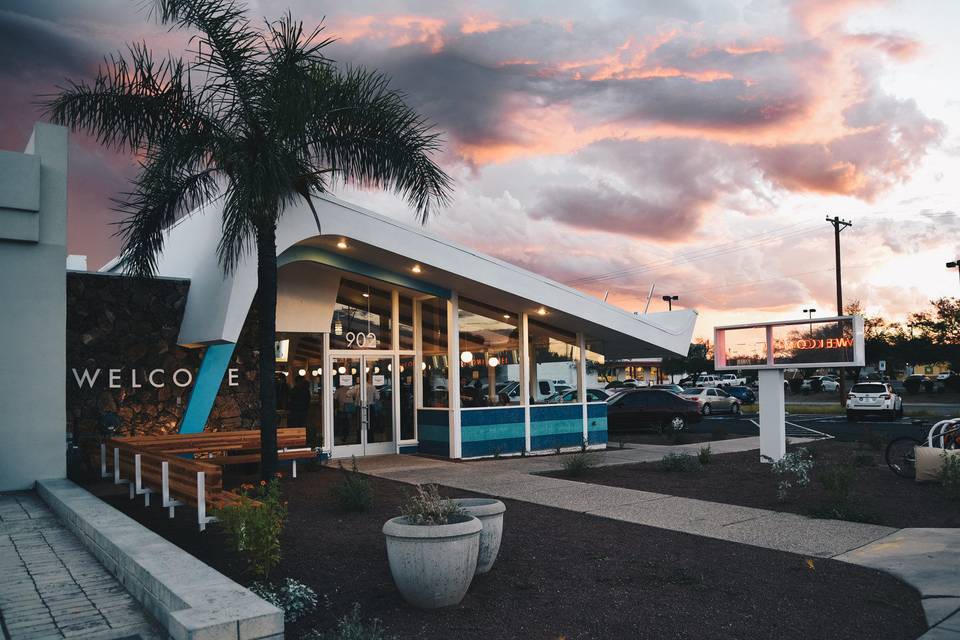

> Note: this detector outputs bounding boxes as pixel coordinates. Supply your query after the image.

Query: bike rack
[926,418,960,449]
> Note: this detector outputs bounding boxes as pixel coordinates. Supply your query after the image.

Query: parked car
[846,382,903,421]
[606,389,702,432]
[680,387,742,415]
[718,373,747,387]
[725,385,756,404]
[801,376,839,393]
[904,374,934,394]
[650,383,685,394]
[544,388,611,403]
[695,374,722,388]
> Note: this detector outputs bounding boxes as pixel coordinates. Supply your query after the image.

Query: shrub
[562,452,593,477]
[940,452,960,500]
[670,431,692,445]
[710,427,728,441]
[660,453,703,473]
[851,450,875,468]
[332,457,373,513]
[250,578,318,622]
[214,478,287,579]
[862,428,886,452]
[819,464,855,505]
[400,485,464,525]
[763,448,814,502]
[697,445,712,465]
[305,603,397,640]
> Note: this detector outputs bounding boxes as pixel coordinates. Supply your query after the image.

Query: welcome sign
[714,316,865,370]
[72,367,242,389]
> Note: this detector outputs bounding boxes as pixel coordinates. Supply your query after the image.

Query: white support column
[577,332,588,444]
[413,300,422,442]
[447,293,462,459]
[391,290,401,454]
[520,313,531,453]
[758,368,786,462]
[321,332,332,458]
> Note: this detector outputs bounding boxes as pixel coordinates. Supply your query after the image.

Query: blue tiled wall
[587,402,608,446]
[417,409,449,456]
[461,407,525,458]
[530,404,585,451]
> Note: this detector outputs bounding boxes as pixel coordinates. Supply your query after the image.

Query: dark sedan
[725,386,756,404]
[606,389,703,432]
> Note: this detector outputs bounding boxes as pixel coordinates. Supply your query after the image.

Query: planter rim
[383,514,482,539]
[450,498,506,517]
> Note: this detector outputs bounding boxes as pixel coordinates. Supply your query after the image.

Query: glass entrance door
[331,354,396,457]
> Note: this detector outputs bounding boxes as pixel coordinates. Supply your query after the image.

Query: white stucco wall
[0,123,68,491]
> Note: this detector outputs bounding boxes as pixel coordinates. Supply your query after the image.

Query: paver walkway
[353,440,960,636]
[0,492,161,640]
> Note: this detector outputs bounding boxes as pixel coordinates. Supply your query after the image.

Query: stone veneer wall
[66,272,260,440]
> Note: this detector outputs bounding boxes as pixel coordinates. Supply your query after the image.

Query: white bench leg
[113,448,121,484]
[134,454,142,499]
[197,472,206,532]
[100,444,108,478]
[292,459,297,479]
[161,461,182,518]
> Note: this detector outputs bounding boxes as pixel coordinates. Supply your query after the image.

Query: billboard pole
[827,216,852,405]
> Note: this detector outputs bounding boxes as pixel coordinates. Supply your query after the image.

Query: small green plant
[710,427,728,441]
[400,484,464,525]
[763,448,814,502]
[670,431,692,445]
[819,464,855,505]
[332,457,373,513]
[250,578,318,622]
[940,452,960,500]
[660,453,702,473]
[213,478,287,578]
[562,452,594,477]
[492,446,502,459]
[851,450,875,468]
[305,603,397,640]
[697,445,712,465]
[862,428,886,452]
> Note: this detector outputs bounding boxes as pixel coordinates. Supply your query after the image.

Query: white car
[801,376,840,393]
[695,374,722,388]
[846,382,903,421]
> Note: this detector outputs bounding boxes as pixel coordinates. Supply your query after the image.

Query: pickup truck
[718,373,747,387]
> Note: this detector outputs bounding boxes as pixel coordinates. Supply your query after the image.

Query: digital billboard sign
[714,316,864,370]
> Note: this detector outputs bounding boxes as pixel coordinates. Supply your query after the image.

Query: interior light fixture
[537,307,547,316]
[421,362,427,371]
[387,363,393,372]
[334,320,343,336]
[362,293,370,298]
[460,351,474,364]
[411,264,422,274]
[336,239,347,249]
[398,365,404,372]
[298,368,306,376]
[487,356,500,368]
[365,366,370,374]
[351,367,357,375]
[338,366,346,375]
[503,314,510,319]
[374,366,380,374]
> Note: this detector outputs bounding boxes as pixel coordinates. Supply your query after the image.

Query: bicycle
[885,418,960,479]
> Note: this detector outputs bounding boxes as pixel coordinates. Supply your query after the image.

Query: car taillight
[847,393,855,399]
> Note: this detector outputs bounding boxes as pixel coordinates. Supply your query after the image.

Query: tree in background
[42,0,452,479]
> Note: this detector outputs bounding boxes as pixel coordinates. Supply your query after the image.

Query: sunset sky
[1,0,957,339]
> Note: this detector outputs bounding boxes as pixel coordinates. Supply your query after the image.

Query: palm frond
[305,66,453,221]
[39,42,212,154]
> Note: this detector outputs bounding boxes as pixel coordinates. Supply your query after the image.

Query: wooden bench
[100,428,313,531]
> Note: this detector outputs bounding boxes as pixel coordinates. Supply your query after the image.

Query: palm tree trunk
[256,222,279,480]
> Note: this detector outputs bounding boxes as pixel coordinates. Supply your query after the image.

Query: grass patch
[660,453,703,473]
[561,452,594,477]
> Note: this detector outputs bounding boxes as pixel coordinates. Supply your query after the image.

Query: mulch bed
[90,465,925,640]
[546,440,960,528]
[607,431,747,446]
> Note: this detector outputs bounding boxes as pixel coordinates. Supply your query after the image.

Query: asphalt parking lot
[690,412,948,442]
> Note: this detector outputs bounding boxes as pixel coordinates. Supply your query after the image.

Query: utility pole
[827,216,852,406]
[947,260,960,287]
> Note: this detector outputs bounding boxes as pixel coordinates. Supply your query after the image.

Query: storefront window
[274,332,325,448]
[528,320,579,404]
[329,279,392,350]
[420,297,448,407]
[399,355,416,439]
[398,295,414,350]
[584,340,606,396]
[458,299,520,407]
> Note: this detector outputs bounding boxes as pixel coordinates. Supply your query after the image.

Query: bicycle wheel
[885,436,922,479]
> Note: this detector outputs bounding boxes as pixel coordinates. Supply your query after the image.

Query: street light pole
[661,295,678,311]
[947,260,960,287]
[802,308,816,335]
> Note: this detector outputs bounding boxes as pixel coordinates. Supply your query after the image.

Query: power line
[671,260,881,297]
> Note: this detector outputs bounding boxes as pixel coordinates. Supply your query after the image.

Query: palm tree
[42,0,452,479]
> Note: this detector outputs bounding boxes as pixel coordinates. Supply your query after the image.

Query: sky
[1,0,957,340]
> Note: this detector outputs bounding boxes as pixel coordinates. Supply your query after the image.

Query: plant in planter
[382,485,481,608]
[446,498,506,575]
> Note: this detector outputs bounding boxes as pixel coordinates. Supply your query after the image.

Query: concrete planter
[382,515,482,608]
[449,498,506,574]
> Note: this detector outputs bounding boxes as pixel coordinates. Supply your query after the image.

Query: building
[100,193,697,460]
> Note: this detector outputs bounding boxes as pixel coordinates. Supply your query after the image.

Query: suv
[846,382,903,421]
[695,374,722,388]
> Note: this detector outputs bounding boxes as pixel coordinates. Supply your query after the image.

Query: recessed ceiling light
[537,307,547,316]
[362,292,370,298]
[411,264,422,273]
[336,239,347,249]
[503,314,510,319]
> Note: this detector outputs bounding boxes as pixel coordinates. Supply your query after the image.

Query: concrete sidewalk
[0,491,161,640]
[355,443,960,635]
